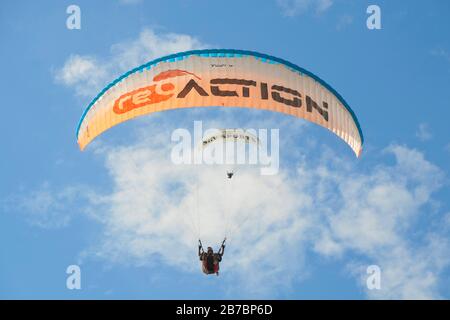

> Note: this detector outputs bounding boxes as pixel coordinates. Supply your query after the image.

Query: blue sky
[1,0,450,299]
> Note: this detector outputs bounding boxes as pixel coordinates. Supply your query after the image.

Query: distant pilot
[198,239,226,276]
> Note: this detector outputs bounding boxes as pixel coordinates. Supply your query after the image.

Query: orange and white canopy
[76,49,363,156]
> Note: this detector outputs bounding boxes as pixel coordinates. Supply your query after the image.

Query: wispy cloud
[2,182,88,229]
[75,119,314,296]
[310,145,447,299]
[336,14,353,31]
[100,133,449,298]
[8,110,450,298]
[416,123,432,142]
[276,0,333,17]
[55,55,108,97]
[55,28,208,98]
[431,47,450,63]
[118,0,143,4]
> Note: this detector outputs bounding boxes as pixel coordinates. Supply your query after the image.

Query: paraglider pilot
[198,238,226,276]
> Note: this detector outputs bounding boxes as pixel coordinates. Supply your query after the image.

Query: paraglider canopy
[76,49,363,157]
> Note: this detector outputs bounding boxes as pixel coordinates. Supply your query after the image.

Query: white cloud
[307,145,447,299]
[75,128,314,296]
[55,55,108,97]
[110,28,207,72]
[277,0,333,16]
[72,120,446,298]
[55,28,208,98]
[416,123,432,142]
[348,233,450,299]
[8,116,449,298]
[317,145,442,252]
[3,183,87,228]
[7,113,449,298]
[316,0,333,13]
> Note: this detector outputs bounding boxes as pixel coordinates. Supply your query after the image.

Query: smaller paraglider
[198,239,226,276]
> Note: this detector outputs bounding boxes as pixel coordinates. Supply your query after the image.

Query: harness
[199,239,226,275]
